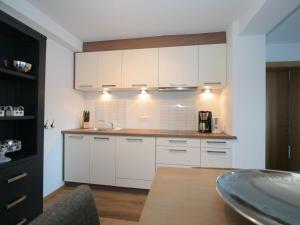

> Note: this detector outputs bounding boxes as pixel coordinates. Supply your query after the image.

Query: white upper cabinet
[122,48,158,88]
[98,50,122,88]
[158,46,198,87]
[198,44,227,87]
[75,52,99,90]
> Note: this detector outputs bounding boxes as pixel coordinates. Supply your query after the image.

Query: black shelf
[0,10,46,224]
[0,151,36,169]
[0,116,35,120]
[0,67,36,80]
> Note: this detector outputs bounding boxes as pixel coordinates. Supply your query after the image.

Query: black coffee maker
[198,111,212,133]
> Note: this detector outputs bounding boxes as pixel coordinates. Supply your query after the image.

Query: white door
[99,51,122,88]
[90,136,116,186]
[64,134,90,183]
[198,44,227,87]
[122,48,158,88]
[159,46,198,87]
[75,52,99,90]
[116,136,155,181]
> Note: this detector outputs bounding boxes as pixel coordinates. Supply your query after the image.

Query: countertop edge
[61,129,237,140]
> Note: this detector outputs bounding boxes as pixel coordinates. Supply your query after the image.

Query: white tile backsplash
[160,100,197,130]
[84,90,222,131]
[95,100,126,128]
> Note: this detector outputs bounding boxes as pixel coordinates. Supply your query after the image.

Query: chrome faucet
[98,120,114,129]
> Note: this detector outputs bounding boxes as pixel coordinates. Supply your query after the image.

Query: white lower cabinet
[64,134,233,188]
[201,139,232,168]
[116,136,155,189]
[64,134,90,183]
[156,138,201,169]
[90,136,115,186]
[156,146,200,166]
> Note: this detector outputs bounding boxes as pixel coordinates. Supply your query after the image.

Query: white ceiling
[27,0,262,42]
[267,6,300,44]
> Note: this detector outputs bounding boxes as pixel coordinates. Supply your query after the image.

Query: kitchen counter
[62,128,236,139]
[139,168,253,225]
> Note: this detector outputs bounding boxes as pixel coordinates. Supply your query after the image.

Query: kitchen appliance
[212,117,221,133]
[198,111,212,133]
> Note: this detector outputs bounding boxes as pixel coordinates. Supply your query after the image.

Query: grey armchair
[29,185,100,225]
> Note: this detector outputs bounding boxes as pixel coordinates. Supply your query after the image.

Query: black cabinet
[0,10,46,224]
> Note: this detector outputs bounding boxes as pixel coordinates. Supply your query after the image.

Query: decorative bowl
[217,170,300,225]
[0,140,22,163]
[13,60,32,73]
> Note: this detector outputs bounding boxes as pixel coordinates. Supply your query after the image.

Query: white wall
[266,42,300,62]
[43,38,85,197]
[223,22,266,169]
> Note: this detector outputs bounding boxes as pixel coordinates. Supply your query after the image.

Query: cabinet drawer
[156,164,194,169]
[201,139,232,149]
[201,148,232,168]
[157,137,200,148]
[0,160,42,224]
[156,146,200,166]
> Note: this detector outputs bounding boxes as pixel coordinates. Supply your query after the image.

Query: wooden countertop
[139,168,253,225]
[62,128,236,139]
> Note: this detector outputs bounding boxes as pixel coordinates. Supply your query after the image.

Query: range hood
[158,86,198,92]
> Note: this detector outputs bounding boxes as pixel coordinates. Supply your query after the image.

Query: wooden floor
[44,184,148,225]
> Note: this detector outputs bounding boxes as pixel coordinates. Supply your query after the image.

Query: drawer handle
[169,149,187,153]
[169,140,187,144]
[7,172,28,184]
[206,141,227,144]
[6,195,27,210]
[206,150,227,154]
[69,135,84,139]
[126,138,143,142]
[102,84,116,87]
[132,84,147,87]
[16,218,27,225]
[79,85,93,88]
[94,137,109,141]
[203,82,222,85]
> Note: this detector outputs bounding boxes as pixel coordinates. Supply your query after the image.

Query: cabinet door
[201,148,232,168]
[64,134,90,183]
[122,48,158,88]
[90,136,115,186]
[116,136,155,181]
[75,52,99,90]
[99,51,122,88]
[198,44,227,87]
[159,46,198,87]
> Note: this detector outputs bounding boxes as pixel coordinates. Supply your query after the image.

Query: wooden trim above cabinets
[83,32,226,52]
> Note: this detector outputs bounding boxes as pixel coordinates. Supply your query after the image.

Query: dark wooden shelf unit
[0,9,46,224]
[0,67,37,80]
[0,116,36,120]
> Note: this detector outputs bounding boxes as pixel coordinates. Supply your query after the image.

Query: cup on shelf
[0,106,5,117]
[4,105,24,117]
